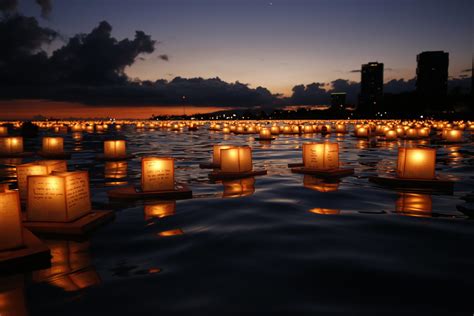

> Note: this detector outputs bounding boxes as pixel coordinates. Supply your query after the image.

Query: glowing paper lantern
[259,128,272,140]
[397,147,436,180]
[141,157,175,192]
[355,127,369,138]
[220,146,252,173]
[445,130,463,143]
[385,130,397,140]
[0,126,7,136]
[222,177,255,197]
[26,171,91,222]
[270,126,280,135]
[103,140,127,159]
[0,187,24,251]
[212,145,233,166]
[16,160,67,200]
[335,124,346,133]
[0,137,23,154]
[303,143,339,170]
[42,137,64,154]
[144,201,176,220]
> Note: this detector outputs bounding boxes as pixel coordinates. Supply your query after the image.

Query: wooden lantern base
[369,176,454,193]
[107,183,192,200]
[37,151,72,159]
[95,154,135,161]
[0,228,51,271]
[288,162,304,168]
[255,137,276,141]
[0,152,34,158]
[291,167,354,178]
[208,169,267,181]
[23,211,115,236]
[199,162,220,169]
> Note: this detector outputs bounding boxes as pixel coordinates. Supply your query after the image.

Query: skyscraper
[416,51,449,111]
[359,62,383,114]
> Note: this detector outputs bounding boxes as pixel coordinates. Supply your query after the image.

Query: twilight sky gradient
[17,0,472,96]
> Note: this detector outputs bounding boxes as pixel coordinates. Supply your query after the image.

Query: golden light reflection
[144,201,176,220]
[303,175,339,192]
[158,229,184,237]
[308,208,340,215]
[222,177,255,198]
[395,193,432,217]
[0,275,28,316]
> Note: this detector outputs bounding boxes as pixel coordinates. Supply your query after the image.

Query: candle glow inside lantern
[259,128,272,140]
[212,145,233,166]
[16,160,67,200]
[104,140,126,159]
[141,157,175,192]
[0,187,24,251]
[220,146,252,173]
[355,127,369,138]
[42,137,64,154]
[26,171,91,222]
[144,201,176,220]
[385,130,397,140]
[444,130,463,142]
[396,147,436,180]
[0,137,23,154]
[303,143,339,170]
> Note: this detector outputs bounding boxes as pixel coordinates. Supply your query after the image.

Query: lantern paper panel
[144,201,176,220]
[27,171,91,222]
[220,146,252,173]
[17,160,67,200]
[0,189,24,251]
[397,147,436,180]
[303,143,339,170]
[42,137,64,153]
[445,130,463,142]
[0,126,7,136]
[0,137,23,154]
[259,128,272,139]
[104,140,126,158]
[141,157,175,192]
[212,145,233,166]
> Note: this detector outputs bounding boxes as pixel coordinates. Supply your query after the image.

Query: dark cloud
[384,78,416,94]
[448,76,471,93]
[0,0,17,12]
[158,54,169,61]
[290,83,329,105]
[461,68,472,73]
[35,0,52,19]
[330,79,360,103]
[349,69,361,73]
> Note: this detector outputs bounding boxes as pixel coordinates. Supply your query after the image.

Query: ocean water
[1,125,474,315]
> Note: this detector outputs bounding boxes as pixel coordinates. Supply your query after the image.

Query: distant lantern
[104,140,127,159]
[303,125,313,134]
[0,126,7,136]
[144,201,176,220]
[141,157,175,192]
[445,129,463,143]
[212,145,233,166]
[259,128,272,140]
[335,124,346,133]
[406,128,418,139]
[222,177,255,197]
[270,126,280,135]
[42,137,64,154]
[302,142,339,170]
[303,175,339,192]
[355,127,369,138]
[222,127,231,134]
[397,147,436,180]
[417,127,430,138]
[220,146,252,173]
[0,137,23,154]
[0,186,24,251]
[396,193,432,216]
[26,171,91,222]
[385,129,397,140]
[16,160,67,200]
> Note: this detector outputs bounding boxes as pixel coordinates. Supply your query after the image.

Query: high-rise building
[416,51,449,111]
[359,62,383,114]
[330,92,346,110]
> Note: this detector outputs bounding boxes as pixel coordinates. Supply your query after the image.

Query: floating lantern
[212,145,233,167]
[42,137,64,154]
[335,124,346,133]
[220,146,252,173]
[355,127,369,138]
[144,201,176,220]
[397,147,436,180]
[444,129,463,143]
[385,130,397,140]
[270,126,280,135]
[0,187,24,251]
[395,193,432,217]
[303,175,339,192]
[0,126,7,136]
[258,128,273,140]
[141,157,175,192]
[303,125,313,133]
[103,140,127,159]
[222,127,230,134]
[303,143,339,170]
[405,128,418,139]
[0,137,23,154]
[16,160,67,200]
[26,171,91,222]
[222,177,255,198]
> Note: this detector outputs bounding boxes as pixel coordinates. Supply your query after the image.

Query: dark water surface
[2,126,474,315]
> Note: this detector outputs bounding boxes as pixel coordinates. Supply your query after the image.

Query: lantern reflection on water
[212,145,233,167]
[220,146,252,173]
[0,275,28,316]
[302,143,339,170]
[222,177,255,198]
[303,175,339,192]
[26,171,91,222]
[0,187,24,251]
[144,201,176,220]
[141,157,175,192]
[0,137,23,154]
[103,140,127,159]
[395,193,432,217]
[33,240,100,292]
[308,208,340,215]
[42,137,64,153]
[16,160,67,200]
[397,147,436,180]
[0,126,7,136]
[104,161,128,186]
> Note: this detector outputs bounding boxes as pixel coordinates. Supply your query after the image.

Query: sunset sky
[1,0,472,118]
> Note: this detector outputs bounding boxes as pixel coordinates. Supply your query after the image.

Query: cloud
[384,78,416,94]
[158,54,169,61]
[35,0,52,19]
[461,68,472,73]
[0,0,17,12]
[349,69,361,73]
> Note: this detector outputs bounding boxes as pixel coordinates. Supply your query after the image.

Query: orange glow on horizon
[0,100,227,119]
